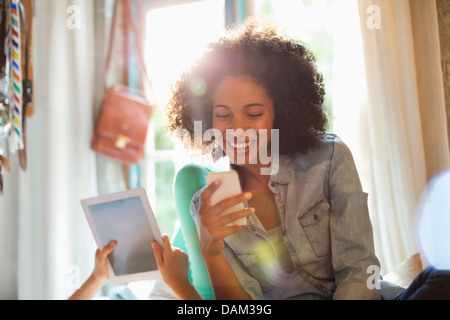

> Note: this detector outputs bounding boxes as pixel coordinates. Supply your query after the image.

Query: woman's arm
[203,254,252,300]
[197,180,254,300]
[328,138,381,300]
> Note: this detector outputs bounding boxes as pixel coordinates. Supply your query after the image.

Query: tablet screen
[88,196,157,276]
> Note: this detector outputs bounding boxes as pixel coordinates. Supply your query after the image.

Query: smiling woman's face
[212,76,275,166]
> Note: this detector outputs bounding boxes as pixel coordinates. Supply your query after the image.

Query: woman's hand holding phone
[198,179,254,257]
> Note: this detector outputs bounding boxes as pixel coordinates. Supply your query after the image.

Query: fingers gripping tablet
[81,187,164,284]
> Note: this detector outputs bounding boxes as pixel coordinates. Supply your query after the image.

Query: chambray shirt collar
[268,154,293,184]
[229,154,293,185]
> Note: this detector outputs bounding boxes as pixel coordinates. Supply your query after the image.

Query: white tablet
[81,187,163,284]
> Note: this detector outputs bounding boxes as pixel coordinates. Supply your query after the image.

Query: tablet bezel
[81,187,163,285]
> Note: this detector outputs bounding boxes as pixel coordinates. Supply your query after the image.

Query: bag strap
[103,0,116,89]
[122,0,152,89]
[18,0,33,171]
[103,0,154,102]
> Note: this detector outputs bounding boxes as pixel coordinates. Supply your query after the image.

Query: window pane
[253,0,334,131]
[145,0,225,112]
[154,161,176,237]
[153,108,174,151]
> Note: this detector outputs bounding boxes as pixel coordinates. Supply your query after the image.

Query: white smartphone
[205,170,248,227]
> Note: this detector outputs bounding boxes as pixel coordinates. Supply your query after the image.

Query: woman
[166,18,449,300]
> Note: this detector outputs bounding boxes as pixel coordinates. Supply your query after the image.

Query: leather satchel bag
[91,84,153,164]
[91,0,154,165]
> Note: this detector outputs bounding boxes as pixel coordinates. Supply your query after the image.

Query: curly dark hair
[166,18,328,157]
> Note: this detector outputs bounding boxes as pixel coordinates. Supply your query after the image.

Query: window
[252,0,335,131]
[250,0,369,191]
[141,0,226,238]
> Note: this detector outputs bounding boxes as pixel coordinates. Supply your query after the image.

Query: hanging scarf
[7,0,23,153]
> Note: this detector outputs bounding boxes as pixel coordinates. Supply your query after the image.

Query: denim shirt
[190,134,381,300]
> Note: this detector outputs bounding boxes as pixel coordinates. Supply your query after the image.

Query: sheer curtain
[331,0,399,271]
[335,0,450,274]
[0,0,98,299]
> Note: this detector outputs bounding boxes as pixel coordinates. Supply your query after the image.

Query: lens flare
[252,240,285,286]
[190,77,207,96]
[414,170,450,269]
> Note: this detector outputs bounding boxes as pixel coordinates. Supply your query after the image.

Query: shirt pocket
[297,198,331,257]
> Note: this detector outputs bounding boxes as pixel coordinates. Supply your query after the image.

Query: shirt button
[248,224,256,232]
[277,197,283,204]
[271,182,276,188]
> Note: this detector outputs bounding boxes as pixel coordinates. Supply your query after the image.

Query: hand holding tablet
[81,187,164,284]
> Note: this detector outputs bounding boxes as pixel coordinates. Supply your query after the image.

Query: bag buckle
[115,134,130,149]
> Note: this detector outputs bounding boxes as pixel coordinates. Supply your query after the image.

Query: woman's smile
[212,75,275,166]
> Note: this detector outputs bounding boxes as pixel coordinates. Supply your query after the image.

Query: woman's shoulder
[315,133,349,151]
[289,133,352,166]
